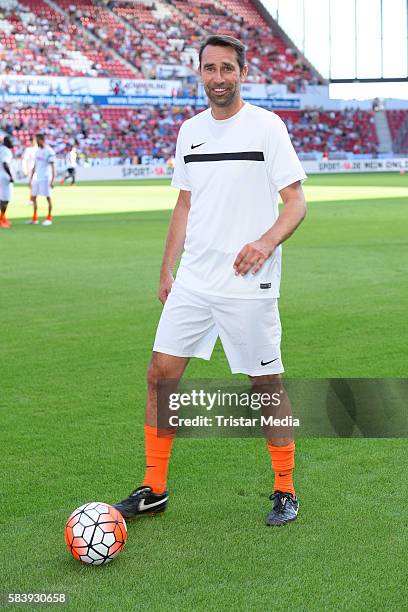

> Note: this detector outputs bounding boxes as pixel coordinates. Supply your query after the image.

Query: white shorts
[0,178,13,202]
[32,179,52,197]
[153,283,284,376]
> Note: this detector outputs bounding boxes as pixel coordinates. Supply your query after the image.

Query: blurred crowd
[0,0,132,77]
[284,109,379,156]
[0,102,379,161]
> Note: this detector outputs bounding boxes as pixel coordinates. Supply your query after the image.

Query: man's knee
[147,360,161,389]
[146,356,173,388]
[147,353,187,389]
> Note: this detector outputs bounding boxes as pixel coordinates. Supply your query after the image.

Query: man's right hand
[158,269,174,305]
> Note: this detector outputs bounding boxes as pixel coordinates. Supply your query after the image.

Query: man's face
[200,45,247,108]
[36,137,44,148]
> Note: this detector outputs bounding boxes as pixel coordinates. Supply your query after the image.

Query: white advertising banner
[0,75,181,97]
[302,158,408,174]
[77,158,408,182]
[13,160,173,183]
[75,164,173,181]
[14,158,408,184]
[72,158,408,182]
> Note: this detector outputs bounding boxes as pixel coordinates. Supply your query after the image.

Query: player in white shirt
[0,136,14,229]
[61,143,78,185]
[29,134,56,226]
[114,36,307,527]
[22,136,38,207]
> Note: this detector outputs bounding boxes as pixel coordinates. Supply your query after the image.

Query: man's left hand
[233,238,274,276]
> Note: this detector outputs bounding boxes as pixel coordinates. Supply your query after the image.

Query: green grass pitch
[1,173,407,610]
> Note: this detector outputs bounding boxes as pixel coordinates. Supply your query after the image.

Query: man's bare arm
[159,189,191,304]
[50,162,55,188]
[3,162,13,182]
[233,181,306,276]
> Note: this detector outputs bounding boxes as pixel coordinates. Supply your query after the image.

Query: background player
[61,143,78,186]
[114,35,307,527]
[22,135,38,208]
[29,134,56,226]
[0,136,14,229]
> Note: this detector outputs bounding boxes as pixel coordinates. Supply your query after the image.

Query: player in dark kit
[114,35,307,526]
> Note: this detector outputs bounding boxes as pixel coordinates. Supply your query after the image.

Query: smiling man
[115,35,307,527]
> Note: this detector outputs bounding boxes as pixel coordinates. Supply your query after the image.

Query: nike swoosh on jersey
[191,142,206,149]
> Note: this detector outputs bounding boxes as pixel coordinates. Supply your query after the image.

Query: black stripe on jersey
[183,151,265,164]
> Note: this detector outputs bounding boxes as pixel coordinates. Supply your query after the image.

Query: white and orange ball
[64,502,127,565]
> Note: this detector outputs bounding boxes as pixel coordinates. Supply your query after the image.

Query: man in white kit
[22,135,38,208]
[29,134,56,226]
[61,143,78,186]
[0,136,14,229]
[115,35,307,527]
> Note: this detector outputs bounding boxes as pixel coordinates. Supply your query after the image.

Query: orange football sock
[32,212,38,221]
[142,424,175,494]
[0,211,4,221]
[267,440,295,495]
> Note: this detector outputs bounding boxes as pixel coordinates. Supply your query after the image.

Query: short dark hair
[36,133,45,140]
[199,35,246,72]
[3,136,13,148]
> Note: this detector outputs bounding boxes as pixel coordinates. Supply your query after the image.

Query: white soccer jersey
[66,148,77,168]
[34,145,56,181]
[171,102,307,299]
[22,145,37,176]
[0,145,13,180]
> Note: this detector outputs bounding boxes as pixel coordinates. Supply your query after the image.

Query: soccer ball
[64,502,127,565]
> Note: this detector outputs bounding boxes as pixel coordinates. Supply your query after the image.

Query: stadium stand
[111,0,202,76]
[110,0,322,88]
[279,109,379,155]
[0,0,135,77]
[1,102,195,159]
[170,0,321,89]
[386,110,408,154]
[54,0,156,77]
[0,0,322,88]
[2,102,379,161]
